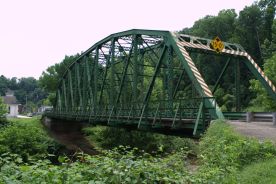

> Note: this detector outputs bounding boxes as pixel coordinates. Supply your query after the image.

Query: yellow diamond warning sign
[210,36,224,53]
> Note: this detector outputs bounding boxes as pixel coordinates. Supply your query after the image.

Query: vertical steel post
[235,59,241,111]
[110,39,116,107]
[68,70,74,109]
[57,89,62,111]
[76,62,83,109]
[133,35,138,103]
[140,51,145,100]
[166,46,174,115]
[62,80,68,111]
[85,55,93,107]
[94,48,99,115]
[82,59,88,110]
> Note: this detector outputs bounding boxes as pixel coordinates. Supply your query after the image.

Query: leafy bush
[0,118,59,161]
[0,147,191,184]
[1,118,276,183]
[83,126,197,155]
[0,97,7,123]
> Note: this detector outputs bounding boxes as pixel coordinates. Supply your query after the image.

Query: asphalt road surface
[227,120,276,143]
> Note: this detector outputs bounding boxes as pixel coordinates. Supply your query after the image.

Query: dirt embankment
[42,117,98,155]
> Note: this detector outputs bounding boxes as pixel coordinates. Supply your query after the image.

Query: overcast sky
[0,0,255,79]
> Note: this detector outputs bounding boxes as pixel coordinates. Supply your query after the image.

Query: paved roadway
[227,121,276,143]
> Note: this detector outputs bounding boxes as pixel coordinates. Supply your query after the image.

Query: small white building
[2,90,20,117]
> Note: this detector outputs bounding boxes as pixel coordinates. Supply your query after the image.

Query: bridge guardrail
[246,112,276,125]
[223,112,276,125]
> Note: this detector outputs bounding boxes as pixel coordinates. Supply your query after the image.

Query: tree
[258,0,276,42]
[0,97,7,122]
[14,77,40,105]
[181,9,237,40]
[0,75,9,96]
[262,20,276,59]
[234,4,264,64]
[39,54,80,93]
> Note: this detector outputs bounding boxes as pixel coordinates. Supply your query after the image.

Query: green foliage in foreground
[1,119,276,183]
[83,126,197,155]
[0,147,190,184]
[0,118,59,161]
[196,120,276,183]
[236,158,276,184]
[0,97,7,123]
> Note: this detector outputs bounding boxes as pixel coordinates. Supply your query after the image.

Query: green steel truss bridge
[45,29,276,137]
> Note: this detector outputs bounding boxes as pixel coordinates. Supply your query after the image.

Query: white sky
[0,0,255,79]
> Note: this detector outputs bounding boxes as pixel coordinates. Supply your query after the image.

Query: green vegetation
[0,97,7,123]
[83,126,197,154]
[236,158,276,184]
[0,55,79,111]
[180,0,276,111]
[249,53,276,111]
[0,76,48,113]
[196,120,276,183]
[0,118,60,162]
[0,147,189,183]
[1,117,276,183]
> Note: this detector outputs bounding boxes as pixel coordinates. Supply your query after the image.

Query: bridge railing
[46,97,215,123]
[44,97,217,136]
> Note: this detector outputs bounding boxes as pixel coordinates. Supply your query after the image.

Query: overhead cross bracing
[45,29,276,137]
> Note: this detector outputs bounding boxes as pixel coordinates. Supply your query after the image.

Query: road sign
[210,36,224,53]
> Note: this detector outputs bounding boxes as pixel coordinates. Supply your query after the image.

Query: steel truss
[46,29,276,137]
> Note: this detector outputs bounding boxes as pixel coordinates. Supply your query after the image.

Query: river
[42,117,99,155]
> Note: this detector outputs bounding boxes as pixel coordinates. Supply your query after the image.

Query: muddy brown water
[42,117,99,155]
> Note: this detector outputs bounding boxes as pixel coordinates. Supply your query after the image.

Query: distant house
[2,90,20,117]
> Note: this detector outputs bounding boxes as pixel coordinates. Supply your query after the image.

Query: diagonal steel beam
[138,45,167,128]
[115,47,134,105]
[68,70,74,108]
[212,58,231,94]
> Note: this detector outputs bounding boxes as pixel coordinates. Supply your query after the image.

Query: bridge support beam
[235,59,241,111]
[93,48,99,116]
[76,63,83,109]
[212,58,231,94]
[138,45,167,128]
[62,80,68,111]
[68,70,74,108]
